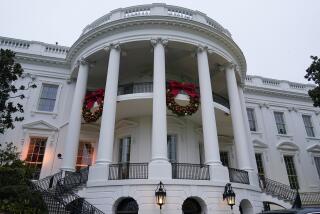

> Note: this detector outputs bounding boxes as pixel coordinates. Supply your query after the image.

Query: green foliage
[0,49,37,134]
[305,56,320,107]
[0,142,47,214]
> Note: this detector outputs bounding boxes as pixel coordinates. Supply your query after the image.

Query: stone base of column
[148,160,172,179]
[87,164,109,186]
[209,164,229,182]
[248,170,260,188]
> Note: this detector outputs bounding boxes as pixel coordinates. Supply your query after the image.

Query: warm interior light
[223,183,236,210]
[155,181,166,209]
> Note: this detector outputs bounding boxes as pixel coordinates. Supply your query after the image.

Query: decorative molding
[115,119,138,130]
[22,120,58,131]
[150,38,168,47]
[196,44,208,53]
[276,141,299,151]
[287,106,298,112]
[253,140,268,149]
[306,144,320,153]
[258,103,270,109]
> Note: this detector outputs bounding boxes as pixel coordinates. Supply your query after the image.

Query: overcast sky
[1,0,319,83]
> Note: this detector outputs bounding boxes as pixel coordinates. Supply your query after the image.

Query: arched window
[116,198,138,214]
[182,198,202,214]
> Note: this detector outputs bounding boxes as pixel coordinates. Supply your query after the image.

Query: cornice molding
[16,52,69,67]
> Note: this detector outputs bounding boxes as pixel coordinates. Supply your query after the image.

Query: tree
[0,49,36,134]
[305,56,320,107]
[0,142,47,213]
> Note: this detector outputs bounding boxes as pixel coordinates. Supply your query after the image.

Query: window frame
[246,107,258,132]
[167,133,178,163]
[219,151,230,167]
[283,154,300,189]
[274,111,287,135]
[255,152,266,180]
[34,81,62,115]
[302,114,316,138]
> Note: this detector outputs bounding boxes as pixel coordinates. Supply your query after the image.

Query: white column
[238,84,260,187]
[225,63,253,171]
[197,46,229,182]
[88,44,121,185]
[61,59,89,171]
[149,38,172,179]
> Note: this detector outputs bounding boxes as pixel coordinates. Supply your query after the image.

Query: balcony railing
[228,167,250,184]
[108,163,148,180]
[117,82,230,109]
[172,163,210,180]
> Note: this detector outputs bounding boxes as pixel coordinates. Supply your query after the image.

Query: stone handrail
[81,3,231,37]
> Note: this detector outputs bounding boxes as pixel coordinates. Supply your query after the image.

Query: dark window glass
[284,155,299,189]
[274,112,287,134]
[246,108,257,131]
[220,151,229,167]
[302,115,315,137]
[255,153,265,180]
[38,84,59,112]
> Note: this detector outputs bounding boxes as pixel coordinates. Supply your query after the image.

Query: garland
[82,89,105,123]
[166,80,200,116]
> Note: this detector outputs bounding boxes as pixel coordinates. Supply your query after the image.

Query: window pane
[255,153,265,180]
[167,135,177,163]
[38,84,58,112]
[284,156,299,189]
[246,108,257,131]
[302,115,315,137]
[25,137,47,180]
[220,152,229,167]
[274,112,287,134]
[76,141,94,171]
[118,137,131,163]
[199,143,205,165]
[315,157,320,179]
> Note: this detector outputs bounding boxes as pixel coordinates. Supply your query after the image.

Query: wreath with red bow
[166,81,200,116]
[82,89,105,123]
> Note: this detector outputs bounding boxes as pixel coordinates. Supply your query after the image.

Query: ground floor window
[116,198,138,214]
[220,151,229,167]
[283,155,299,189]
[76,141,94,171]
[25,137,47,179]
[315,156,320,179]
[182,198,202,214]
[255,153,265,180]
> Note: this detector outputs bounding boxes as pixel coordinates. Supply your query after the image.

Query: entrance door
[182,198,202,214]
[116,198,138,214]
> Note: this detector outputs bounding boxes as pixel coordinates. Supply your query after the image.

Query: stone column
[88,44,121,185]
[149,38,172,179]
[197,46,229,182]
[238,84,260,187]
[61,59,89,172]
[225,63,253,171]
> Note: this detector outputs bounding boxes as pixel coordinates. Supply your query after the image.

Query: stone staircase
[259,176,320,209]
[29,167,104,214]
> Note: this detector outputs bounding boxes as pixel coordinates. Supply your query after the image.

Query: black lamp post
[223,183,236,209]
[155,181,166,210]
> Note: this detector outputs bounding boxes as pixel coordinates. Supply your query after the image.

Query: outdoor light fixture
[223,183,236,209]
[57,153,62,159]
[155,181,166,210]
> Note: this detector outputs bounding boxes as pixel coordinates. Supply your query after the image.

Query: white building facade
[1,4,320,214]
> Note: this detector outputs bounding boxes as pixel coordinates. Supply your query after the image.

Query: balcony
[108,163,148,180]
[117,82,230,109]
[172,163,210,180]
[228,167,250,184]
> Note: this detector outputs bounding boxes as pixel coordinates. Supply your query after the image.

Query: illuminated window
[76,141,94,171]
[38,83,59,112]
[25,137,47,180]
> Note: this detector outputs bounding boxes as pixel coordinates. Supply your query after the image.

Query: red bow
[84,88,105,109]
[168,81,199,98]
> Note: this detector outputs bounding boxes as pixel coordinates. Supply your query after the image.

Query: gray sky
[1,0,319,83]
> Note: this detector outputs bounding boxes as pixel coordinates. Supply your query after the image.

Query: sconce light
[57,153,63,159]
[223,183,236,209]
[155,181,166,210]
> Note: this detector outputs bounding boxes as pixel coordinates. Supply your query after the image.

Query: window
[283,155,299,189]
[76,141,94,171]
[167,135,177,163]
[37,83,59,112]
[118,137,131,179]
[199,143,205,165]
[315,157,320,179]
[255,153,265,180]
[220,151,229,167]
[246,108,257,131]
[25,137,47,179]
[302,115,315,137]
[274,112,287,134]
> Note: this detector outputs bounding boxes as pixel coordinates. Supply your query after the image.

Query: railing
[109,163,148,180]
[31,168,105,214]
[228,167,250,184]
[117,82,230,109]
[300,192,320,206]
[82,4,231,37]
[171,163,210,180]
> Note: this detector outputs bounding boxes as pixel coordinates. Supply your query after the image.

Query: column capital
[220,62,237,71]
[196,44,208,53]
[78,57,89,66]
[150,37,168,47]
[103,42,121,52]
